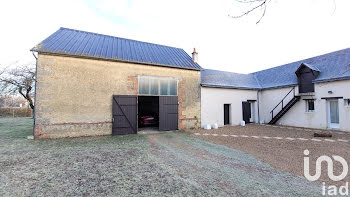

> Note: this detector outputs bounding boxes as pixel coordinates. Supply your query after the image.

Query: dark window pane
[308,101,314,111]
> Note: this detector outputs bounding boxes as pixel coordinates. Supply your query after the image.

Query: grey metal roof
[300,63,320,72]
[201,69,261,90]
[31,27,202,70]
[202,48,350,90]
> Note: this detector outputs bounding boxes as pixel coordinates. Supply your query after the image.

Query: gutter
[200,84,260,90]
[201,83,297,91]
[257,90,260,124]
[313,76,350,84]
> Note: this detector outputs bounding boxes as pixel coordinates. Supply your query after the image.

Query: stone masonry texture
[34,54,201,138]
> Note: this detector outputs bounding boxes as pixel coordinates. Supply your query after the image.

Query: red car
[139,115,158,126]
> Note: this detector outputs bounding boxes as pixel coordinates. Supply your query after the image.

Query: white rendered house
[201,48,350,131]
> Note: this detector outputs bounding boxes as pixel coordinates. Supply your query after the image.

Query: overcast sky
[1,0,350,73]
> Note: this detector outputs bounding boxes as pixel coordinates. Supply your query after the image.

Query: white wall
[201,80,350,131]
[201,87,258,127]
[258,86,298,124]
[259,80,350,131]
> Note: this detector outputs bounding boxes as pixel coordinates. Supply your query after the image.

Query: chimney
[192,48,198,63]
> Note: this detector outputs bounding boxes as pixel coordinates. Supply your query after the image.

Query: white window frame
[327,99,340,129]
[306,100,315,112]
[138,75,178,96]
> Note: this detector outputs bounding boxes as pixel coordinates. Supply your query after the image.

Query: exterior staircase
[268,87,300,125]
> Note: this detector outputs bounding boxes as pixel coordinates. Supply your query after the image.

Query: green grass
[0,118,322,196]
[0,117,33,138]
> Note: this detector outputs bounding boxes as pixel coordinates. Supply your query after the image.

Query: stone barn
[32,27,201,139]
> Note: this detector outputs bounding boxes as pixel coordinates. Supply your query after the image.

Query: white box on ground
[204,124,212,130]
[240,121,246,126]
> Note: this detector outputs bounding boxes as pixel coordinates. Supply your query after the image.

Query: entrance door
[242,102,251,123]
[112,95,138,135]
[327,100,339,129]
[159,96,178,131]
[249,102,254,123]
[224,104,230,125]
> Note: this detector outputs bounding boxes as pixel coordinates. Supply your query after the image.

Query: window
[139,76,177,96]
[345,99,350,107]
[306,100,315,112]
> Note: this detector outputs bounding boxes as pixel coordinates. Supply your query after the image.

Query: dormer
[295,63,320,93]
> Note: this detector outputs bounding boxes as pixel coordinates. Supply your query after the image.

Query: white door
[249,102,254,123]
[327,100,339,129]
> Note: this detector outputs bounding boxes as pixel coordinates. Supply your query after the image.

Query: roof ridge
[252,73,262,89]
[250,47,350,75]
[59,27,182,50]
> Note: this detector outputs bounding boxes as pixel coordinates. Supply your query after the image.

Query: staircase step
[269,96,300,124]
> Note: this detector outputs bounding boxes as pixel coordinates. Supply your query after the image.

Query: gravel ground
[1,118,323,196]
[188,124,350,187]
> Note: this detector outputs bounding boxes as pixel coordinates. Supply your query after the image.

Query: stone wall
[34,54,201,138]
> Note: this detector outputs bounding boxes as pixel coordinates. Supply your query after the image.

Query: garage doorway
[138,96,159,131]
[112,94,178,135]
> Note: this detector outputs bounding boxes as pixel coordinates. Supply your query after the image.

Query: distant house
[201,49,350,131]
[32,28,350,139]
[31,28,201,139]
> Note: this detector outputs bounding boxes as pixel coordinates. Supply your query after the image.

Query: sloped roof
[201,69,261,90]
[299,63,320,72]
[31,27,202,70]
[202,48,350,90]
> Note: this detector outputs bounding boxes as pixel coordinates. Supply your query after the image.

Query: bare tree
[230,0,337,24]
[0,65,35,110]
[229,0,268,24]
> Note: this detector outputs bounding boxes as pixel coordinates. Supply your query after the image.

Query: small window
[306,100,315,112]
[345,99,350,107]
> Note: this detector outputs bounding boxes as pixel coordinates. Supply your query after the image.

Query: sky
[1,0,350,73]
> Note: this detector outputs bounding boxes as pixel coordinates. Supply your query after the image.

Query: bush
[0,108,32,117]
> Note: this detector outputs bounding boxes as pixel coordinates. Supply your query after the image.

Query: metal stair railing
[270,87,296,121]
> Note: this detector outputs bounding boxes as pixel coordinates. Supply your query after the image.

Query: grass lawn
[0,118,322,196]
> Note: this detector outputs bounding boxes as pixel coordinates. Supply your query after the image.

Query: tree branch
[0,64,35,110]
[229,0,268,24]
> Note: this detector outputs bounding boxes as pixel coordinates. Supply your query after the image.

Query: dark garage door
[159,96,178,131]
[112,95,137,135]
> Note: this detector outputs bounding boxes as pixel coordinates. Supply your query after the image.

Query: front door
[327,100,339,129]
[242,102,251,123]
[224,104,230,125]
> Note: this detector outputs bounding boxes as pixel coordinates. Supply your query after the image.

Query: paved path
[193,132,350,143]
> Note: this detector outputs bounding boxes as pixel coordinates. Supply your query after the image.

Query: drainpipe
[257,90,260,124]
[32,51,38,138]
